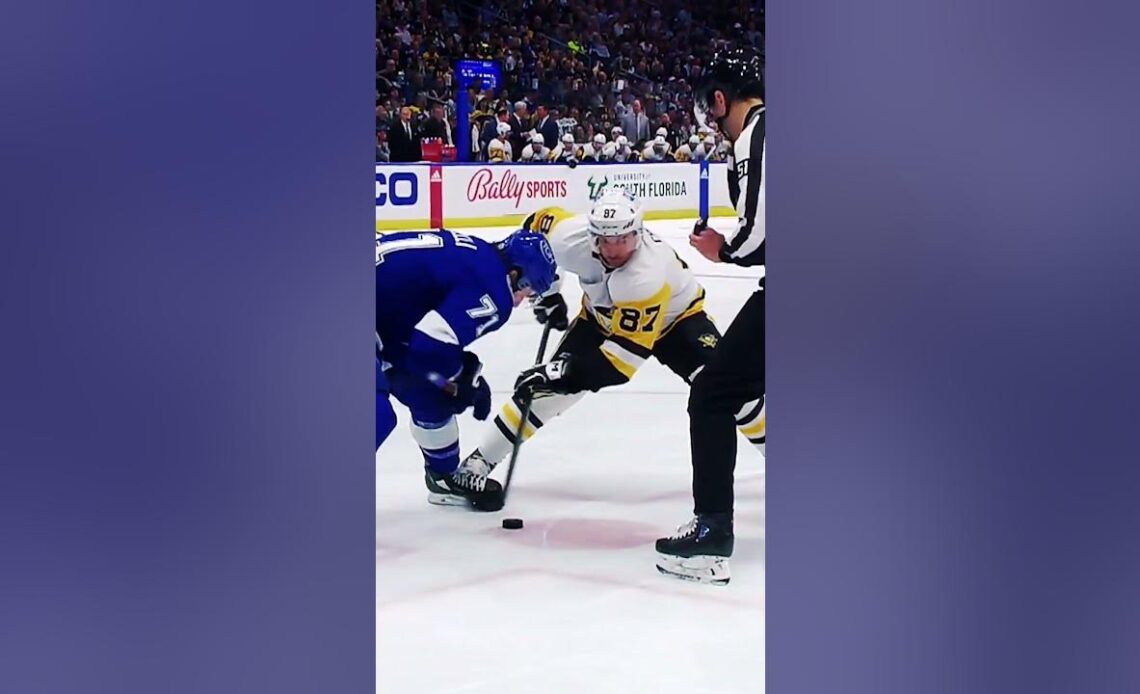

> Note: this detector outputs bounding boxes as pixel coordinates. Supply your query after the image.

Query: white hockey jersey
[520,144,553,162]
[549,142,580,163]
[581,142,606,161]
[523,206,706,379]
[487,138,513,163]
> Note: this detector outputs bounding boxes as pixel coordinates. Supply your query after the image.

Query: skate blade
[427,492,468,507]
[655,554,731,586]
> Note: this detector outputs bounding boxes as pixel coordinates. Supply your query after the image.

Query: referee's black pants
[688,283,764,516]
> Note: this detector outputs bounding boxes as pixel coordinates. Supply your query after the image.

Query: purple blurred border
[770,0,1140,691]
[0,0,374,692]
[4,0,1140,691]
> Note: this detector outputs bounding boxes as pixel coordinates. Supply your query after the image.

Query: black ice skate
[425,452,503,512]
[654,514,734,586]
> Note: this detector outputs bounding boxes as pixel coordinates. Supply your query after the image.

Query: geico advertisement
[375,166,430,219]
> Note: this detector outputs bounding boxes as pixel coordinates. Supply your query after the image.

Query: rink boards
[376,160,736,231]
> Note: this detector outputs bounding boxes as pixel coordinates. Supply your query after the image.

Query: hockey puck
[502,518,524,530]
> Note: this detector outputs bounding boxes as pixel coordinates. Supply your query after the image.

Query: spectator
[534,105,560,149]
[509,101,529,161]
[376,0,762,163]
[389,106,421,162]
[376,128,391,163]
[621,99,651,148]
[420,103,453,146]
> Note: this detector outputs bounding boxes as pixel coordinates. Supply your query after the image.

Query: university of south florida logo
[587,175,609,200]
[588,172,686,201]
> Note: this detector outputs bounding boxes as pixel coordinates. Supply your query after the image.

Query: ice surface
[377,218,764,694]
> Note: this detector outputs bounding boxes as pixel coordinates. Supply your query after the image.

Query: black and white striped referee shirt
[721,104,765,271]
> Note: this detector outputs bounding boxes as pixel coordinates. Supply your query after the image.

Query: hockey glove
[533,292,569,331]
[453,352,492,420]
[515,353,575,398]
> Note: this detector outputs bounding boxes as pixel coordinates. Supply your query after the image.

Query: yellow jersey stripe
[740,417,766,438]
[599,347,638,380]
[501,402,536,439]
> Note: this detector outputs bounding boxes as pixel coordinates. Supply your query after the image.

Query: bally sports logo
[466,168,568,208]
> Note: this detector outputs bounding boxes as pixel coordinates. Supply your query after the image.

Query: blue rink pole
[699,159,710,220]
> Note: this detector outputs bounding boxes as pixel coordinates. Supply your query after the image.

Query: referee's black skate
[425,453,503,512]
[655,513,734,585]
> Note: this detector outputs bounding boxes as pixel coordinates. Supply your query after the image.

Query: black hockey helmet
[693,46,765,131]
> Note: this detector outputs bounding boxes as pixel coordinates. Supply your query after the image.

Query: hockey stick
[501,322,553,504]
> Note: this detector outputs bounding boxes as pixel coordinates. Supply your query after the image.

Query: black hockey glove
[515,353,575,398]
[533,292,569,331]
[692,218,709,235]
[453,351,492,420]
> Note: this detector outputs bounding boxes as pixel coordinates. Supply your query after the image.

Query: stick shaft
[501,323,553,501]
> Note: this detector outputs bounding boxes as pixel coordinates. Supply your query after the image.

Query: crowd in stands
[376,0,763,164]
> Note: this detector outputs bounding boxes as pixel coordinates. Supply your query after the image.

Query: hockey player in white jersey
[612,135,635,162]
[581,133,607,162]
[487,122,513,163]
[453,190,760,505]
[715,133,732,162]
[520,132,552,162]
[674,135,699,162]
[550,133,579,164]
[700,135,721,161]
[690,135,711,162]
[641,135,672,162]
[653,126,673,154]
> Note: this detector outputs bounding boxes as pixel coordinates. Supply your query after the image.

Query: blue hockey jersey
[376,230,514,384]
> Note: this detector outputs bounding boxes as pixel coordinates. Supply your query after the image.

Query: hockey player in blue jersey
[376,227,557,511]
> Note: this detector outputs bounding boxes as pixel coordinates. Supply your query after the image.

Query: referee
[655,46,765,585]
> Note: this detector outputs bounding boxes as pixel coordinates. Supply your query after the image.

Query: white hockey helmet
[653,135,668,150]
[588,188,643,242]
[593,133,606,145]
[561,132,574,144]
[531,132,544,144]
[616,135,629,147]
[656,126,668,138]
[611,125,623,137]
[689,134,700,146]
[496,121,511,136]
